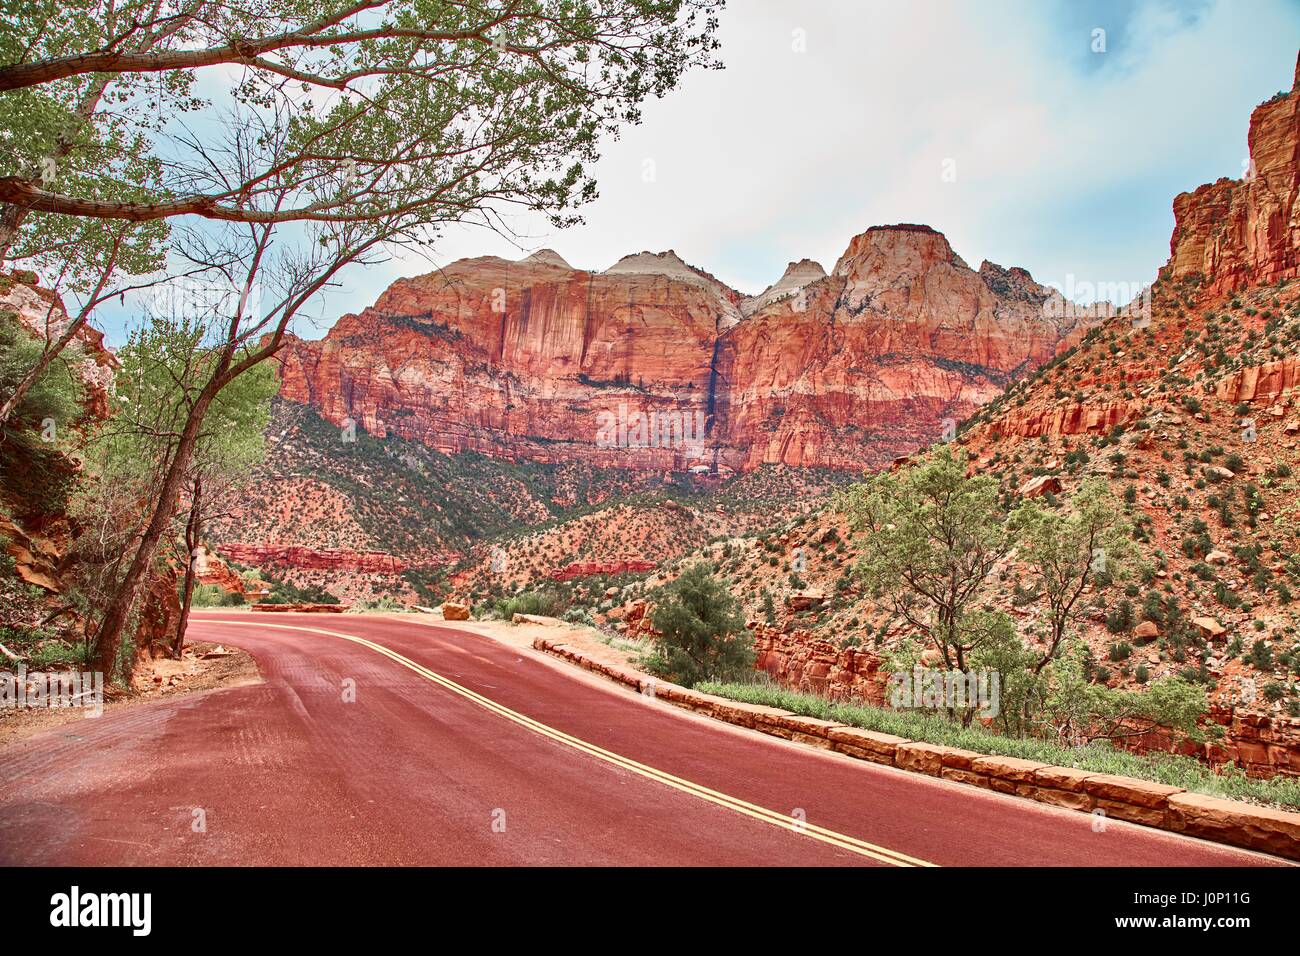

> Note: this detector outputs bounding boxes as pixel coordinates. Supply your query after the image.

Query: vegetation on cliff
[1,0,725,680]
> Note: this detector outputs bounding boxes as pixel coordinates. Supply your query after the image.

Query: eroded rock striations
[275,225,1092,473]
[217,543,413,574]
[1165,54,1300,296]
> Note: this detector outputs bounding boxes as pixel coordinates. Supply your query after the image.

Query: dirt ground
[0,640,262,748]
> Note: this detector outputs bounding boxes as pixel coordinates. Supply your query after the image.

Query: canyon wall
[1164,56,1300,295]
[275,225,1092,473]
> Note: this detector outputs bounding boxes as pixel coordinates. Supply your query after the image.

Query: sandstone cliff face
[716,226,1092,469]
[0,273,178,667]
[278,251,728,472]
[218,543,413,574]
[1165,58,1300,295]
[985,398,1147,440]
[1,274,116,419]
[1215,356,1300,405]
[277,224,1091,472]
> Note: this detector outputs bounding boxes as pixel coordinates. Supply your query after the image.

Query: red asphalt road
[0,612,1287,866]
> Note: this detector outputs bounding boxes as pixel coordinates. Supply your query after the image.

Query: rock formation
[547,559,657,582]
[1,273,116,419]
[1164,56,1299,295]
[0,273,179,670]
[275,224,1093,473]
[218,543,417,574]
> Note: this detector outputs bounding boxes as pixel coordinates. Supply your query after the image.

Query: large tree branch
[0,10,590,93]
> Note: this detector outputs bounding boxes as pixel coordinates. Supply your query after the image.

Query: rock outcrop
[276,224,1092,473]
[546,559,657,581]
[1215,356,1300,405]
[751,623,887,704]
[1164,56,1299,295]
[0,273,177,670]
[986,398,1146,439]
[0,273,116,418]
[217,543,416,574]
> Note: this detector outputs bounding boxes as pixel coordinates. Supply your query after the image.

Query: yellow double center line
[203,618,936,867]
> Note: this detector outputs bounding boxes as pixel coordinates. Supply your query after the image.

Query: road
[0,612,1285,866]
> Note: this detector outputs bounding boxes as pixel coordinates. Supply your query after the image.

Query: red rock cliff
[276,226,1093,472]
[1165,57,1300,295]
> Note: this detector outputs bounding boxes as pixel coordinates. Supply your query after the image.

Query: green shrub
[643,562,752,687]
[489,589,565,619]
[0,313,84,516]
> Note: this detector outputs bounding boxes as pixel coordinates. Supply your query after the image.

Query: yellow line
[199,618,938,867]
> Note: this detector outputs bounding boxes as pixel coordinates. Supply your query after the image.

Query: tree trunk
[173,475,203,657]
[94,383,218,680]
[0,202,23,262]
[0,307,94,427]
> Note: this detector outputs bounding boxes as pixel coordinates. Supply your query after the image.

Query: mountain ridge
[274,222,1095,475]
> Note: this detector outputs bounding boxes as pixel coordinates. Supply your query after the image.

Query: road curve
[0,612,1286,866]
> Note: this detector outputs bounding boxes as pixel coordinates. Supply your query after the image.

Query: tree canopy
[0,1,724,230]
[647,562,752,687]
[839,447,1013,671]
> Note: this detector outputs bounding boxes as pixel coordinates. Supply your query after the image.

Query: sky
[96,0,1300,344]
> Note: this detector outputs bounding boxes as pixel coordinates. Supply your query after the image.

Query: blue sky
[96,0,1300,345]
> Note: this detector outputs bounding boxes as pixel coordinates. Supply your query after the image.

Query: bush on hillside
[644,562,752,688]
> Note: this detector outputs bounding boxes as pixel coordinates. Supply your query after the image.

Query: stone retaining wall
[533,635,1300,861]
[753,624,1300,779]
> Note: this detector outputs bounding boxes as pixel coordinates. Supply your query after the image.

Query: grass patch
[696,680,1300,810]
[484,589,566,620]
[188,583,247,607]
[0,625,91,668]
[347,596,407,613]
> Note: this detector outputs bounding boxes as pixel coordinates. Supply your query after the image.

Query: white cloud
[98,1,1300,341]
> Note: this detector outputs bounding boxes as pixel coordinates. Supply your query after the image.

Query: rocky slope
[606,58,1300,778]
[275,224,1093,474]
[0,273,180,673]
[948,64,1300,773]
[211,400,843,603]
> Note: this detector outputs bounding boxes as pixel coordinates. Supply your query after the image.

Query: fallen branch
[0,641,29,662]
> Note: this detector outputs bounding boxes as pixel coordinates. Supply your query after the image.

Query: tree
[0,1,724,225]
[172,375,276,654]
[1008,477,1135,673]
[79,311,272,664]
[108,314,276,654]
[839,448,1013,674]
[968,616,1045,738]
[0,0,176,419]
[2,2,724,678]
[1039,642,1210,748]
[646,562,752,687]
[0,307,84,513]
